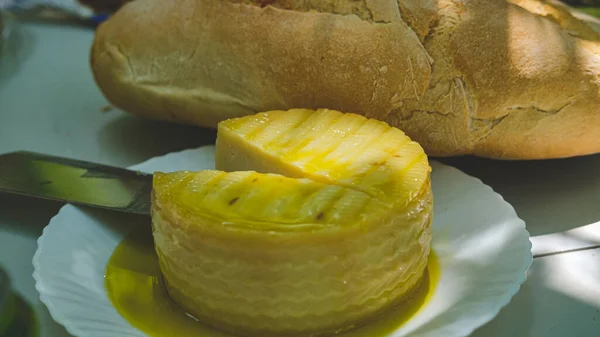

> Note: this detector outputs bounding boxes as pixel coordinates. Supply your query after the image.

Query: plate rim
[32,147,533,337]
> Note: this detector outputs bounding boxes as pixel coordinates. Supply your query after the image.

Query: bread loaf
[91,0,600,159]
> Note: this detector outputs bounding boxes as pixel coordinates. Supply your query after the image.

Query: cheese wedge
[151,108,433,336]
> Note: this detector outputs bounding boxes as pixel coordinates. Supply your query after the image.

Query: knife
[0,151,153,215]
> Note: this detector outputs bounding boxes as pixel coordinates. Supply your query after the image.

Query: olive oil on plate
[0,268,38,337]
[105,230,440,337]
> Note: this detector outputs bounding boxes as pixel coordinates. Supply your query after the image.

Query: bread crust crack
[471,102,571,147]
[225,0,399,23]
[506,102,572,115]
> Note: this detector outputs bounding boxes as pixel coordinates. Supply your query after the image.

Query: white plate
[33,146,532,337]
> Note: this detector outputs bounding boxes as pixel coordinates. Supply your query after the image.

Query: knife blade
[0,151,153,215]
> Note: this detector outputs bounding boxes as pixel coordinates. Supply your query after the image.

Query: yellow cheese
[151,108,433,336]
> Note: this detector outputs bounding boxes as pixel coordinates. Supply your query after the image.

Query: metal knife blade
[0,151,153,215]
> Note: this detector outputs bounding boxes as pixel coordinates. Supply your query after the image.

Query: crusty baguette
[91,0,600,159]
